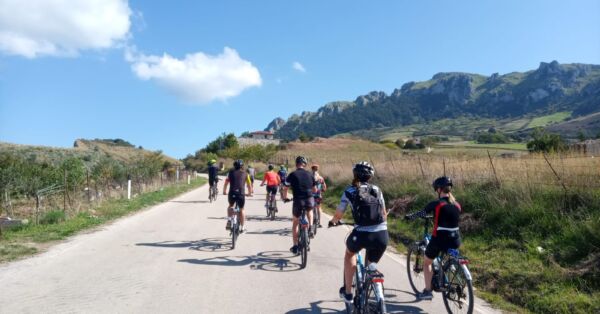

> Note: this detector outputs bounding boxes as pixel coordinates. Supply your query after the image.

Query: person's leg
[292,216,299,245]
[423,257,433,291]
[344,249,357,294]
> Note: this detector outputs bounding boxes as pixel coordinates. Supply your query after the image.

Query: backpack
[346,184,384,226]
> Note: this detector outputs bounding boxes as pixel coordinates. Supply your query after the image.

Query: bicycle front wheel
[231,221,238,250]
[312,210,319,236]
[407,243,426,294]
[442,260,474,314]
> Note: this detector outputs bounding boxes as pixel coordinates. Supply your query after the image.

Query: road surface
[0,180,501,313]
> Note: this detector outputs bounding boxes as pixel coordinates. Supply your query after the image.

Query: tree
[298,132,309,143]
[577,131,586,142]
[526,128,567,153]
[403,139,419,149]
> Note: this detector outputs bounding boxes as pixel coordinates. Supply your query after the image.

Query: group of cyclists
[206,156,463,305]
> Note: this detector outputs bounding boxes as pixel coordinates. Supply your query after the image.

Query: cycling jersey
[285,168,315,199]
[208,165,219,186]
[262,171,281,187]
[278,169,287,183]
[227,169,251,195]
[407,197,461,237]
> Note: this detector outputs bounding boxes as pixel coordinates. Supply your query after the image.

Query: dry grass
[274,138,600,190]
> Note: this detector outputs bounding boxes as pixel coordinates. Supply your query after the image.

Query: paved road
[0,180,501,314]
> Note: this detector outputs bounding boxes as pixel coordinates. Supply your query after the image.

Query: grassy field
[276,138,600,314]
[435,141,528,151]
[0,178,206,263]
[526,111,572,129]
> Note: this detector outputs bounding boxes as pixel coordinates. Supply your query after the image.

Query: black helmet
[233,159,244,170]
[353,161,374,181]
[296,156,308,166]
[432,176,453,190]
[268,164,274,170]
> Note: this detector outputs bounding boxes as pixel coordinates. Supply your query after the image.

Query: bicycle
[311,196,321,237]
[406,216,474,314]
[229,204,241,249]
[209,184,219,203]
[266,190,278,220]
[285,198,311,269]
[330,221,387,314]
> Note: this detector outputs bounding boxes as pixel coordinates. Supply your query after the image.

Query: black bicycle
[229,204,241,249]
[265,189,278,220]
[406,216,474,314]
[285,198,311,269]
[330,221,387,313]
[311,196,321,237]
[209,183,218,203]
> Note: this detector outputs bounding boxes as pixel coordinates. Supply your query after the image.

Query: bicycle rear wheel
[312,209,319,236]
[407,243,426,294]
[299,229,308,269]
[231,218,238,250]
[443,260,474,314]
[365,281,387,314]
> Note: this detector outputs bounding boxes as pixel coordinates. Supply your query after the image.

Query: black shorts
[209,178,218,187]
[292,197,314,218]
[266,185,278,195]
[346,229,389,263]
[228,192,245,209]
[425,233,461,259]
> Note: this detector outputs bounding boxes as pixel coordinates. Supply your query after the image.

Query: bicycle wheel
[407,243,426,294]
[312,210,319,236]
[231,219,238,250]
[299,229,308,269]
[365,281,387,314]
[443,260,474,314]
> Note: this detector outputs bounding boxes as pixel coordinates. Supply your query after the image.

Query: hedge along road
[0,177,500,313]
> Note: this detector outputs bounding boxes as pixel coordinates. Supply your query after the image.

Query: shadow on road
[245,227,292,237]
[135,237,232,252]
[284,300,341,313]
[169,200,210,204]
[178,250,302,272]
[245,215,292,222]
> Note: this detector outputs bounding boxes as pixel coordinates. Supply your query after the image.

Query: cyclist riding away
[223,160,253,233]
[247,164,256,185]
[404,176,462,301]
[311,164,327,228]
[261,164,281,211]
[283,156,317,254]
[208,159,219,197]
[328,161,389,306]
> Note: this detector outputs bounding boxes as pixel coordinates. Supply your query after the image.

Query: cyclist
[207,159,219,198]
[328,161,389,306]
[283,156,317,254]
[247,164,256,185]
[311,164,327,228]
[404,176,462,301]
[223,160,253,232]
[278,165,288,198]
[260,164,281,212]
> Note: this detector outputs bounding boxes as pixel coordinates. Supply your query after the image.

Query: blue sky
[1,0,599,158]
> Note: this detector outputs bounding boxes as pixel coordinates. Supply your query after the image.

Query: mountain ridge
[267,61,600,140]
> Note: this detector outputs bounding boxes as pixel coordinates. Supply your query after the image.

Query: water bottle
[367,263,378,272]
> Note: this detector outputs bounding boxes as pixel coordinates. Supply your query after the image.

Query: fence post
[187,173,191,185]
[86,170,91,204]
[176,166,180,182]
[487,150,501,187]
[443,158,446,176]
[127,175,132,200]
[417,156,426,180]
[543,153,568,192]
[63,169,67,212]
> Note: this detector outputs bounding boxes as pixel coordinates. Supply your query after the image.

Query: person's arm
[260,173,267,186]
[330,191,349,225]
[322,179,327,192]
[223,178,229,195]
[405,201,436,220]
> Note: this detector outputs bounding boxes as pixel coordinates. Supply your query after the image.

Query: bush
[40,210,66,225]
[527,128,567,153]
[476,132,510,144]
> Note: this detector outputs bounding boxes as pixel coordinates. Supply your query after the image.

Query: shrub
[40,210,66,225]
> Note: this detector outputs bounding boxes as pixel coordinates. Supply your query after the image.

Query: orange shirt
[262,171,281,187]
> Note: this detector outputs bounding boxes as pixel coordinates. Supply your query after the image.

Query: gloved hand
[404,214,411,221]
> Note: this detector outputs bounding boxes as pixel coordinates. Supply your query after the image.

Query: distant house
[248,131,275,140]
[238,131,280,147]
[571,139,600,155]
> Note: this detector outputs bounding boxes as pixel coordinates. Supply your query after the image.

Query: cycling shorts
[266,185,278,195]
[425,233,461,259]
[228,192,245,209]
[346,229,389,263]
[292,197,314,218]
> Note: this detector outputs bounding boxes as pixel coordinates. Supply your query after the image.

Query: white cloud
[292,61,306,73]
[0,0,132,58]
[127,47,262,104]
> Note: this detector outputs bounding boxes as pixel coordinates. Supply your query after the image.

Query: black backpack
[346,184,384,226]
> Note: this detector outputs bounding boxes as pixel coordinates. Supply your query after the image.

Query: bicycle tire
[300,229,308,269]
[231,217,238,250]
[365,281,386,314]
[312,209,319,236]
[272,199,277,220]
[407,243,426,294]
[442,260,474,314]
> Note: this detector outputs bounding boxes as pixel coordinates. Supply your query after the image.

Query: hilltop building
[238,131,280,147]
